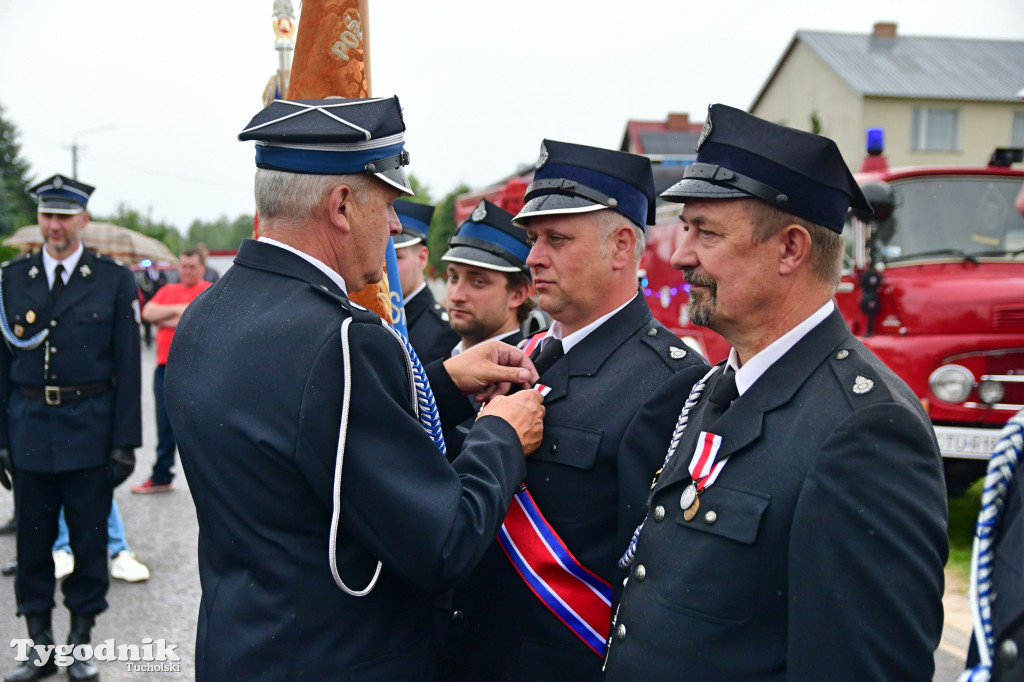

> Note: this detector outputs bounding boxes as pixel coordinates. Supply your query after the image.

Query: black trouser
[14,467,111,616]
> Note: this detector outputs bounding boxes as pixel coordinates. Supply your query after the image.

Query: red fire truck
[455,142,1024,495]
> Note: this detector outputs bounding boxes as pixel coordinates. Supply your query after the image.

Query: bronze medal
[26,310,35,324]
[13,324,23,338]
[683,495,700,522]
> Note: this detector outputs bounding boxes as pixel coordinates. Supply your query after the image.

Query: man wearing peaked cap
[0,174,142,682]
[604,104,947,681]
[164,97,546,681]
[439,142,708,682]
[392,199,459,365]
[435,199,537,458]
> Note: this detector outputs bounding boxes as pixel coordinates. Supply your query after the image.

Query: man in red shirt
[132,249,212,494]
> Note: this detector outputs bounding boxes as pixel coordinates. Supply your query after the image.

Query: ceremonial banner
[288,0,395,322]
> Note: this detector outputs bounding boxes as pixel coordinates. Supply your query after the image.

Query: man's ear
[509,281,530,308]
[778,223,812,276]
[417,244,429,270]
[328,184,354,233]
[609,223,637,270]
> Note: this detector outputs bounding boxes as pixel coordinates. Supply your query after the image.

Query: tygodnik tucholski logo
[10,637,182,673]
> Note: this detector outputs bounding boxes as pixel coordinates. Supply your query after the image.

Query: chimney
[666,113,690,130]
[873,22,897,38]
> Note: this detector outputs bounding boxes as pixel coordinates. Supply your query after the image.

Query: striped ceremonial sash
[497,481,612,656]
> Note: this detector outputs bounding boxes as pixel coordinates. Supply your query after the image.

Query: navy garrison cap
[661,103,871,232]
[238,96,413,195]
[393,200,434,248]
[514,140,656,229]
[30,174,94,214]
[443,200,530,275]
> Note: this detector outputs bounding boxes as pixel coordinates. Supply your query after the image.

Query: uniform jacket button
[704,510,717,524]
[634,565,646,582]
[451,610,464,624]
[653,505,665,522]
[616,623,627,641]
[999,638,1019,668]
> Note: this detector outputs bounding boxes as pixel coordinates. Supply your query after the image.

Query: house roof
[752,30,1024,110]
[620,116,705,156]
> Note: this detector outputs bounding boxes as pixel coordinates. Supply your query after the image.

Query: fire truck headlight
[929,365,974,404]
[977,380,1005,406]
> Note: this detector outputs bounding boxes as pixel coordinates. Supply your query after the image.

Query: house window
[911,107,960,152]
[1013,112,1024,148]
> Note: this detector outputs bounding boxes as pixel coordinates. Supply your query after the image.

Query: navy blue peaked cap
[238,97,413,195]
[394,200,434,247]
[661,103,871,232]
[30,174,94,214]
[444,200,530,275]
[514,140,657,229]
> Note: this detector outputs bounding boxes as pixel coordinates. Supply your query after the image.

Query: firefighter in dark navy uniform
[393,199,459,365]
[438,141,709,681]
[164,97,546,681]
[603,104,948,681]
[0,174,141,682]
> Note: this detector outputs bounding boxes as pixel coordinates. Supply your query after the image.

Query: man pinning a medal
[604,104,948,681]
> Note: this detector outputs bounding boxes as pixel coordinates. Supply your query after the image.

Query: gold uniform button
[634,565,646,582]
[616,623,627,641]
[653,505,665,522]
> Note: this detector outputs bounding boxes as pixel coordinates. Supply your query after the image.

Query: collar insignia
[852,375,875,395]
[28,266,39,279]
[79,264,92,278]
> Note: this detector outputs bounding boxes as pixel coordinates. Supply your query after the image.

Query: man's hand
[443,340,539,401]
[108,448,136,488]
[0,448,12,490]
[479,390,545,455]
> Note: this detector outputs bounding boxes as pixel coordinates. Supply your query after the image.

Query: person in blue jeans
[52,499,150,582]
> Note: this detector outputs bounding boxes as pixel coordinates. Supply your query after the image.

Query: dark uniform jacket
[440,294,708,681]
[967,411,1024,681]
[0,249,141,471]
[165,240,527,682]
[604,309,948,682]
[406,285,460,366]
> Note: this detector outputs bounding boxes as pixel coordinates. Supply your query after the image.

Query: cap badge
[79,264,92,278]
[668,346,687,360]
[25,310,35,324]
[851,375,875,395]
[536,141,549,170]
[28,266,39,279]
[696,113,712,151]
[471,202,487,222]
[52,176,63,190]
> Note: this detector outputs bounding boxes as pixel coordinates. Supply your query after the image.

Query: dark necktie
[531,338,564,376]
[51,264,66,302]
[707,367,738,414]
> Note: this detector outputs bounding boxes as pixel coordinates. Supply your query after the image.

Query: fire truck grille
[993,305,1024,330]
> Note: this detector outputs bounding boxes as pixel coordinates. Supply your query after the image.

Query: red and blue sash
[495,373,613,656]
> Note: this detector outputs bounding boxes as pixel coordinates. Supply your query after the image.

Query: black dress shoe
[4,612,57,682]
[1,560,15,577]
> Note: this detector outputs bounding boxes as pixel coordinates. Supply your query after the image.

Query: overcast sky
[1,0,1022,232]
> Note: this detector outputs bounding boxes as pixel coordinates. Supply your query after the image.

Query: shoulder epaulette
[92,253,128,268]
[639,320,697,366]
[829,346,895,407]
[1,253,31,269]
[430,301,450,324]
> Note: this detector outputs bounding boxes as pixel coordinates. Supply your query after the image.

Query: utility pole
[66,125,114,179]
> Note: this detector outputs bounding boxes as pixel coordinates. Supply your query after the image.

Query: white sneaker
[111,551,150,583]
[53,550,74,580]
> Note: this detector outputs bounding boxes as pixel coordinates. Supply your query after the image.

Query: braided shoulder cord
[0,268,49,350]
[619,365,719,569]
[960,409,1024,682]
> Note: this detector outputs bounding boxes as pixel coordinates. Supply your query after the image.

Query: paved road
[0,347,975,680]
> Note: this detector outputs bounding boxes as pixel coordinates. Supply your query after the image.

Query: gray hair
[254,168,371,221]
[592,209,646,265]
[745,200,845,288]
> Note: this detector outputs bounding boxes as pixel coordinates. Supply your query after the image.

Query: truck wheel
[943,459,987,498]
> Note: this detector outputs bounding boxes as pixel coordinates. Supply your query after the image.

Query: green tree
[0,103,36,237]
[810,110,823,135]
[426,183,470,278]
[404,173,433,205]
[186,214,254,251]
[98,203,181,255]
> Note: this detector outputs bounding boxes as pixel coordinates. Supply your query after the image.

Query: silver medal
[679,483,697,511]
